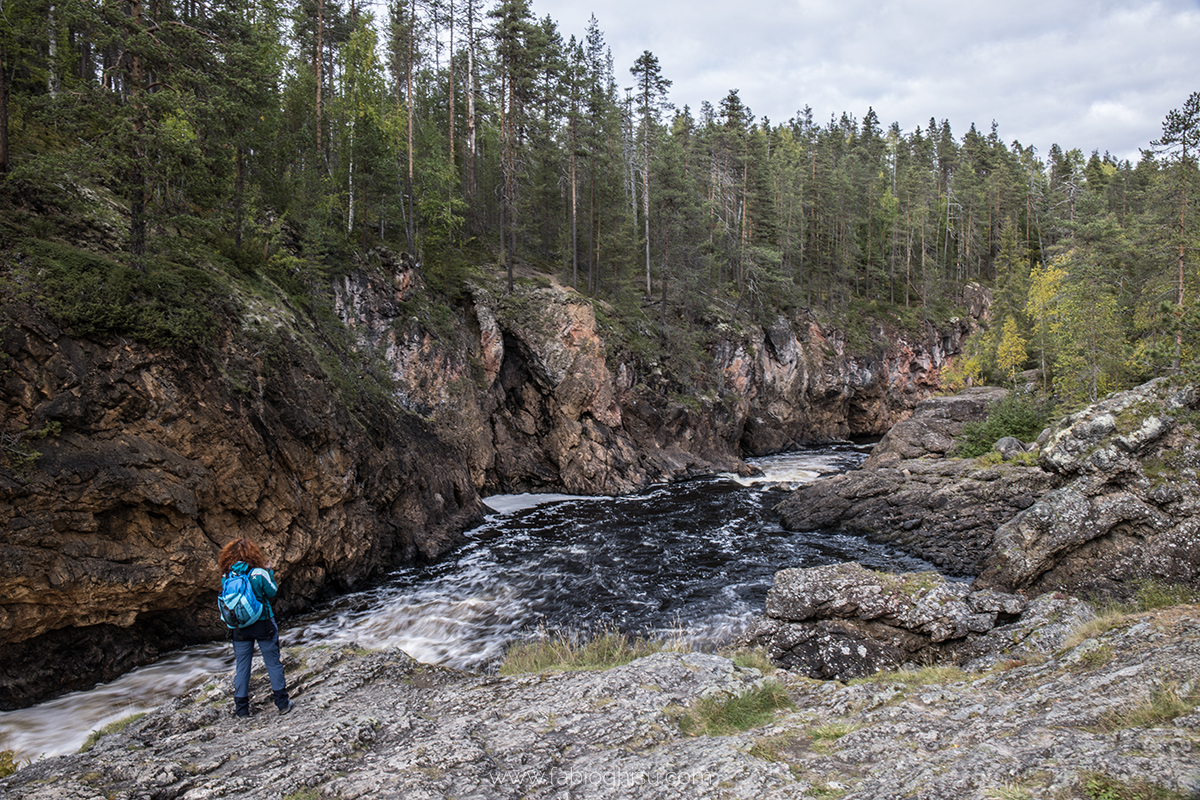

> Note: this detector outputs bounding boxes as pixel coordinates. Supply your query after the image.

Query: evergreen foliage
[0,0,1195,407]
[955,393,1054,458]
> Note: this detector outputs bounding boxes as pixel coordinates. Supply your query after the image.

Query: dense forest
[0,0,1197,411]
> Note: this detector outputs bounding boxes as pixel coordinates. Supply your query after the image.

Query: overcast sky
[531,0,1200,162]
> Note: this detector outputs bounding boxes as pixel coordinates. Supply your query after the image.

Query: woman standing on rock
[217,538,293,717]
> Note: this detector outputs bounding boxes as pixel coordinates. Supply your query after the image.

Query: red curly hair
[218,538,268,576]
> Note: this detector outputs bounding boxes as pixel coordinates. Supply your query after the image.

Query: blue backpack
[218,572,265,628]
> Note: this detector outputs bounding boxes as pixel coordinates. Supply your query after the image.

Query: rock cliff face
[0,302,484,710]
[333,264,978,495]
[1,258,976,710]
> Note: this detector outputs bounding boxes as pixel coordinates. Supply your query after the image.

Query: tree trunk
[234,147,245,250]
[570,115,578,289]
[406,0,416,253]
[128,0,147,264]
[447,1,455,171]
[465,1,477,209]
[1175,181,1187,371]
[316,0,324,154]
[0,43,9,174]
[643,133,651,296]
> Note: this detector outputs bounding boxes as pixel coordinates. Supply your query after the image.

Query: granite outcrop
[777,378,1200,598]
[3,602,1198,800]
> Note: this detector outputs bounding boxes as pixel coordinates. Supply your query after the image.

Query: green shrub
[955,393,1052,458]
[22,239,221,348]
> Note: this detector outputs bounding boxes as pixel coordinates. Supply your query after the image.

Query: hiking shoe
[278,700,294,715]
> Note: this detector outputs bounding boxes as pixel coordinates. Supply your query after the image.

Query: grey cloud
[537,0,1199,159]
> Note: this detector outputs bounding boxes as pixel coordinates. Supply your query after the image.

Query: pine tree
[1150,91,1200,371]
[630,49,671,297]
[490,0,537,290]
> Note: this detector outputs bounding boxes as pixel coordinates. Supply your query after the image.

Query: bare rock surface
[777,379,1200,597]
[4,605,1199,800]
[978,378,1200,596]
[741,563,1093,681]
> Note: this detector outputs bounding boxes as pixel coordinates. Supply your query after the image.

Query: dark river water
[0,445,939,760]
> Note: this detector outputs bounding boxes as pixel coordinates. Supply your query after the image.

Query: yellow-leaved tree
[1025,257,1068,392]
[996,315,1028,384]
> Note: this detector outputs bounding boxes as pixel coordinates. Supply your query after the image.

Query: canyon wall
[0,255,977,708]
[332,258,976,496]
[0,301,483,709]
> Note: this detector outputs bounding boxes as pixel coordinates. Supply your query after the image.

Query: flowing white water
[2,444,917,764]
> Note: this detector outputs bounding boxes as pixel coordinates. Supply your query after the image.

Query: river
[0,444,940,762]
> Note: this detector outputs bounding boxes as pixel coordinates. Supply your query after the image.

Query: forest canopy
[0,0,1197,408]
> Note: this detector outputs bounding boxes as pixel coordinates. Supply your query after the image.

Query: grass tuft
[1079,771,1192,800]
[850,665,969,688]
[78,712,147,753]
[727,646,777,675]
[498,627,673,675]
[1130,580,1200,611]
[0,749,21,779]
[676,681,794,736]
[1061,608,1130,651]
[1091,682,1200,733]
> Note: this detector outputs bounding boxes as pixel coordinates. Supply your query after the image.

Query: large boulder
[861,385,1009,468]
[742,563,1090,681]
[977,378,1200,596]
[775,457,1057,576]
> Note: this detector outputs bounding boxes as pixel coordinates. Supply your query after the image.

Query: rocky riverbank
[1,257,977,709]
[3,600,1198,800]
[777,378,1200,599]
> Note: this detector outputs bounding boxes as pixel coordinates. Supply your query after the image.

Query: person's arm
[251,567,279,600]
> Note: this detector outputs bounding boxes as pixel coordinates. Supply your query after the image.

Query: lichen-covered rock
[993,435,1031,460]
[744,564,1028,680]
[5,605,1199,800]
[978,378,1200,596]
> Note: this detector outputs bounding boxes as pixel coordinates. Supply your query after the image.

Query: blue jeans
[231,618,289,715]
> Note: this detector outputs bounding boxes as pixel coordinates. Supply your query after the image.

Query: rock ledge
[4,604,1200,800]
